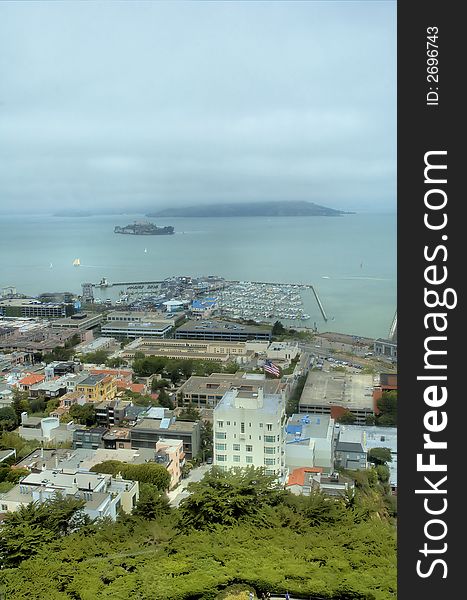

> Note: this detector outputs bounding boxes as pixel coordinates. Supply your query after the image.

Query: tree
[106,357,127,368]
[178,404,201,422]
[199,420,213,461]
[0,406,17,431]
[272,320,286,336]
[0,494,86,567]
[132,483,171,520]
[157,387,173,409]
[336,410,357,424]
[151,378,171,392]
[69,403,97,426]
[367,447,392,465]
[12,388,29,422]
[376,390,397,426]
[80,350,110,365]
[90,461,171,491]
[177,467,286,531]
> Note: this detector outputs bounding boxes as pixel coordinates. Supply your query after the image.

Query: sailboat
[144,248,148,253]
[49,263,53,269]
[72,258,81,267]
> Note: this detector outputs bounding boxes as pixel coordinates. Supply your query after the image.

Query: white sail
[73,258,81,267]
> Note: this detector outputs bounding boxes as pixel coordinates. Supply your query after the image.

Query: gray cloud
[0,1,396,214]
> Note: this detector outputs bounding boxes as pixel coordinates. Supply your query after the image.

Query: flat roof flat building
[175,320,272,342]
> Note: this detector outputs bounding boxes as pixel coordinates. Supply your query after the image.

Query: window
[233,443,240,451]
[233,455,240,462]
[264,447,275,454]
[264,435,275,443]
[217,421,224,428]
[217,454,227,462]
[246,445,253,452]
[240,422,245,433]
[226,421,230,426]
[265,458,275,466]
[215,443,227,451]
[248,423,252,427]
[1,504,7,511]
[259,423,263,428]
[118,443,125,448]
[266,423,273,431]
[215,432,226,440]
[265,469,275,476]
[246,456,253,464]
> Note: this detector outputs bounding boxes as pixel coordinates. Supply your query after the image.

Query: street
[167,463,211,507]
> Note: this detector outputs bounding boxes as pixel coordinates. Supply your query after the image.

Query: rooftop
[133,418,198,433]
[300,371,375,410]
[176,319,272,334]
[286,414,334,445]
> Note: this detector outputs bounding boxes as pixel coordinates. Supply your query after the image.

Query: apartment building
[213,387,286,478]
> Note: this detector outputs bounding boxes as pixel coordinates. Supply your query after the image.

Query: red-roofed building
[373,373,398,414]
[18,373,45,391]
[89,368,133,383]
[286,467,354,497]
[115,381,147,395]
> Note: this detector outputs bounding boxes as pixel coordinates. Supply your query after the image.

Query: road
[167,464,211,507]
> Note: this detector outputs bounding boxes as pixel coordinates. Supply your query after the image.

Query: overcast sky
[0,1,396,214]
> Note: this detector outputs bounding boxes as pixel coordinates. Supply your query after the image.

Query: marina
[82,276,326,329]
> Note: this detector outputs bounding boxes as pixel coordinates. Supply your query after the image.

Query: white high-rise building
[213,387,286,478]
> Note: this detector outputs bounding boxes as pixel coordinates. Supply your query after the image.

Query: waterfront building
[374,338,397,360]
[0,298,75,319]
[51,312,104,332]
[213,387,286,478]
[121,337,267,363]
[174,319,272,342]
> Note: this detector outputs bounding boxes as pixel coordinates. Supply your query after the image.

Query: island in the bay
[147,200,352,218]
[114,221,175,235]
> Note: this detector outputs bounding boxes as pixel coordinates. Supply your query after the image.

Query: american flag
[263,359,281,377]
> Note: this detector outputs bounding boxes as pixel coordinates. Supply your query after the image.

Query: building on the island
[285,414,335,473]
[213,387,286,478]
[374,338,397,360]
[0,469,139,520]
[75,373,117,402]
[298,371,375,425]
[178,372,284,409]
[286,467,354,497]
[130,417,201,460]
[334,427,367,470]
[174,320,272,342]
[155,439,185,489]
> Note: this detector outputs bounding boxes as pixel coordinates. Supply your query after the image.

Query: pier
[311,286,328,322]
